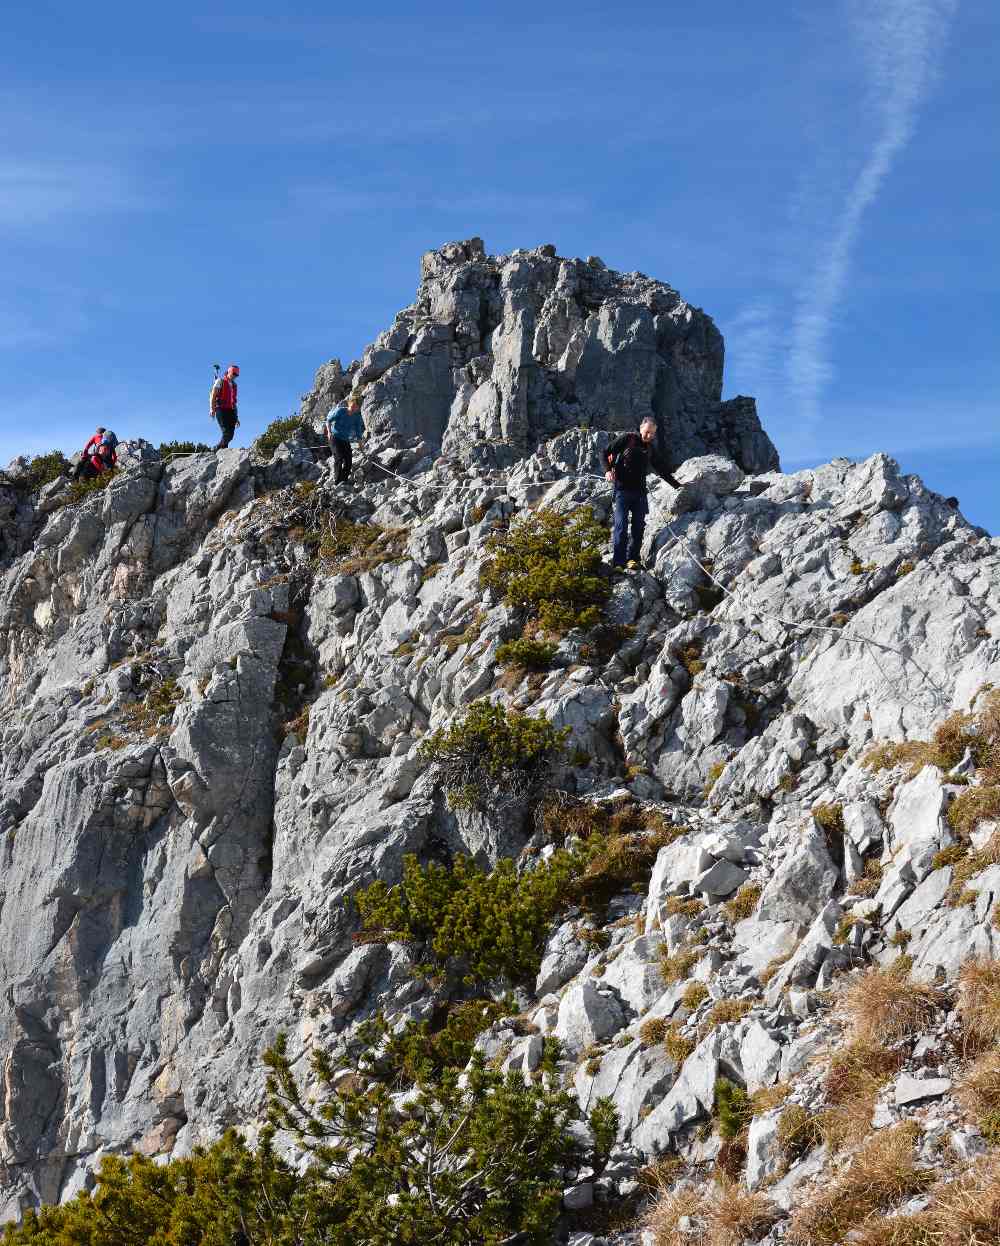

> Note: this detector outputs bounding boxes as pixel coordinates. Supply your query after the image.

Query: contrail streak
[788,0,959,427]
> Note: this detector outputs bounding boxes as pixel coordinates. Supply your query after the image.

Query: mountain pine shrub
[254,415,302,461]
[480,506,609,635]
[418,699,568,811]
[6,450,71,492]
[263,1032,580,1245]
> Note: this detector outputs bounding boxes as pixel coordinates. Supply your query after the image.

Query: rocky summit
[1,241,1000,1244]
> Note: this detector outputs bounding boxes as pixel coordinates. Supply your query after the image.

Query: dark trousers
[612,487,648,566]
[332,437,352,484]
[214,410,238,450]
[73,458,98,481]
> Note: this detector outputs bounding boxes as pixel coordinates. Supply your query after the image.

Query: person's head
[639,417,657,444]
[95,426,106,436]
[348,393,361,412]
[227,364,240,379]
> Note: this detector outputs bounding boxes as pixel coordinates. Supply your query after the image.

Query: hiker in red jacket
[73,427,118,481]
[210,364,240,449]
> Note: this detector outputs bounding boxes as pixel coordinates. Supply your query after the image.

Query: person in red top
[73,427,118,481]
[210,364,240,449]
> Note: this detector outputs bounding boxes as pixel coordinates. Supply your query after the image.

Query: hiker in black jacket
[605,418,681,569]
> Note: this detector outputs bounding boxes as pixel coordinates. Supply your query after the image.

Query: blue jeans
[612,488,647,566]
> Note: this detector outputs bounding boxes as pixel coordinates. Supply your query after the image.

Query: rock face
[300,238,779,473]
[0,247,998,1233]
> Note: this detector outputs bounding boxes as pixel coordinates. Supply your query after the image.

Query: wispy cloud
[786,0,958,428]
[286,186,589,218]
[0,159,146,229]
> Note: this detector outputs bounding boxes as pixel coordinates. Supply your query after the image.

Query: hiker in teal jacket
[325,395,365,485]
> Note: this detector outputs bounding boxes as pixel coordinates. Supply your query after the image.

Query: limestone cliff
[0,242,999,1243]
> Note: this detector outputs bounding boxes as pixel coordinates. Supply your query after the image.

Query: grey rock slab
[757,826,839,928]
[599,935,666,1015]
[555,981,627,1053]
[894,1076,952,1106]
[694,858,747,898]
[536,921,590,997]
[740,1021,783,1094]
[746,1110,782,1191]
[765,899,844,1003]
[632,1031,719,1156]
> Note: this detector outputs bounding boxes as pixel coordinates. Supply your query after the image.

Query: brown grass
[948,790,1000,837]
[663,1023,696,1064]
[958,958,1000,1047]
[645,1185,703,1246]
[658,946,701,985]
[645,1181,778,1246]
[750,1083,791,1114]
[702,1182,779,1246]
[639,1017,668,1047]
[820,1039,905,1150]
[722,883,762,923]
[777,1103,823,1163]
[848,857,884,897]
[958,1048,1000,1133]
[681,981,709,1010]
[841,965,945,1045]
[786,1124,933,1246]
[758,951,793,986]
[849,1214,935,1246]
[701,998,754,1031]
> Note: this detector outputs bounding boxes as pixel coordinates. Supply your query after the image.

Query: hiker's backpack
[101,430,119,452]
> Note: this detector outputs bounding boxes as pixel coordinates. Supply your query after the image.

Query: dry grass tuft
[758,950,793,986]
[957,1048,1000,1141]
[645,1184,703,1246]
[645,1180,778,1246]
[848,857,884,897]
[681,981,709,1010]
[848,1213,935,1246]
[723,883,762,923]
[750,1082,791,1114]
[842,965,945,1045]
[958,958,1000,1047]
[776,1102,823,1163]
[658,945,701,985]
[701,998,754,1032]
[662,1023,696,1065]
[639,1017,668,1048]
[786,1124,933,1246]
[702,1181,779,1246]
[820,1039,905,1151]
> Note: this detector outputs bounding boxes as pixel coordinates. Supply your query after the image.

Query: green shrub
[418,699,569,811]
[4,1033,582,1246]
[480,506,609,634]
[264,1033,580,1245]
[1,1131,295,1246]
[254,415,302,460]
[589,1096,620,1170]
[158,439,212,457]
[59,469,118,508]
[496,636,557,672]
[715,1077,752,1139]
[312,518,409,575]
[380,999,517,1085]
[356,811,675,985]
[8,450,71,492]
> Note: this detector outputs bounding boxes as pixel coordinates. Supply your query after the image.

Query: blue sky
[1,1,997,529]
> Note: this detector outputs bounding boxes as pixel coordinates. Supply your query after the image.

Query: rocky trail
[1,240,1000,1245]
